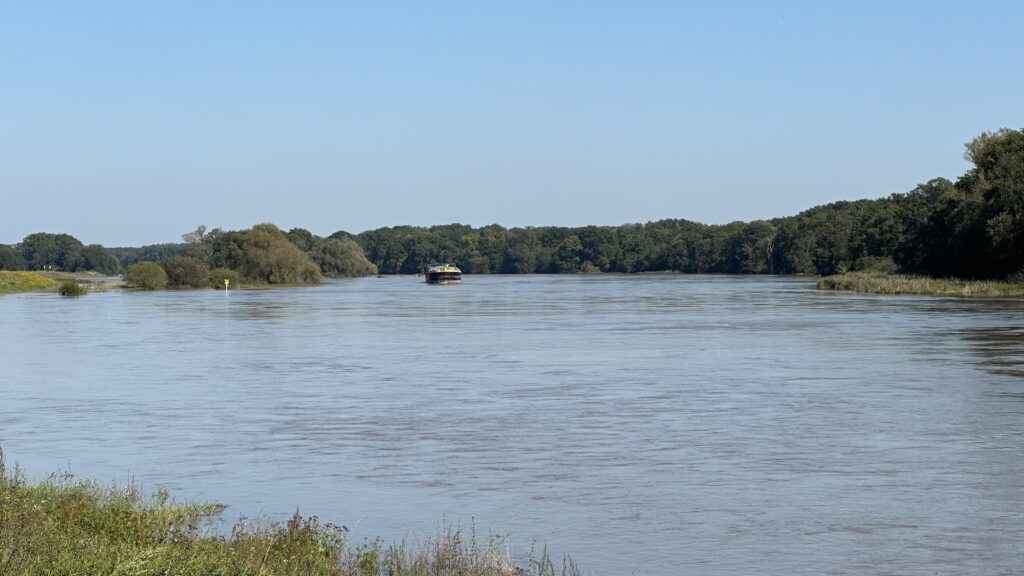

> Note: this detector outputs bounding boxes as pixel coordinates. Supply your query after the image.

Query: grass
[0,271,60,295]
[0,453,580,576]
[0,271,125,296]
[816,271,1024,296]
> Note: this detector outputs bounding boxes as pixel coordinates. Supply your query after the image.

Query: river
[2,275,1023,574]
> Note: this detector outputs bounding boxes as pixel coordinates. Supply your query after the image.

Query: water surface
[2,275,1023,574]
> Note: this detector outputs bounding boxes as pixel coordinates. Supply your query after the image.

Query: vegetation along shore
[0,455,580,576]
[2,128,1023,296]
[817,272,1024,297]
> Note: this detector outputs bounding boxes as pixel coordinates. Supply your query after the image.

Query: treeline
[118,223,377,289]
[351,188,938,276]
[351,128,1024,279]
[3,128,1021,281]
[0,224,377,289]
[0,233,120,275]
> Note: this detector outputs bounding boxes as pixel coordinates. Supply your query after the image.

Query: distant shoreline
[8,269,1024,299]
[816,272,1024,297]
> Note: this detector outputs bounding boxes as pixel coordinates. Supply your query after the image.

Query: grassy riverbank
[0,461,579,576]
[817,272,1024,297]
[0,271,60,295]
[0,271,123,296]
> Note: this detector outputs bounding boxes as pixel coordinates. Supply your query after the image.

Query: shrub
[311,238,377,277]
[123,262,168,290]
[58,281,87,297]
[161,256,210,288]
[0,467,579,576]
[208,267,242,290]
[211,223,321,285]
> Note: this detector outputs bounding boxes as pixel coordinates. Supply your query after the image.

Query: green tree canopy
[310,237,378,278]
[0,245,25,270]
[123,262,168,290]
[20,233,84,270]
[77,244,121,275]
[161,256,210,288]
[213,223,321,285]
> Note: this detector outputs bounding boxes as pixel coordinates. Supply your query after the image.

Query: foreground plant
[0,451,579,576]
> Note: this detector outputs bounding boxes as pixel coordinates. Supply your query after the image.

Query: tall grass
[817,271,1024,296]
[0,271,59,295]
[0,451,580,576]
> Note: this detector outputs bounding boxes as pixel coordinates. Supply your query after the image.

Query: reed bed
[0,452,580,576]
[816,272,1024,297]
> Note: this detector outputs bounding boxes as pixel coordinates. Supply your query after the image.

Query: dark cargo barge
[425,264,462,284]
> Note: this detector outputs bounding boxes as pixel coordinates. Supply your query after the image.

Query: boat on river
[425,264,462,284]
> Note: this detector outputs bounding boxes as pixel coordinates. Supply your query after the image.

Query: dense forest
[1,128,1022,281]
[351,128,1024,279]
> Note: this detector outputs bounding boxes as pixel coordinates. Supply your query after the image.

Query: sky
[1,1,1022,247]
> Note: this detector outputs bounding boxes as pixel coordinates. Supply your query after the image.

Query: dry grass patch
[817,272,1024,296]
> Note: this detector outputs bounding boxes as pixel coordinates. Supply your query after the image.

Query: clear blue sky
[2,1,1022,246]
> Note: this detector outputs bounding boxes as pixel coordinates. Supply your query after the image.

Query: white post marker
[224,278,230,290]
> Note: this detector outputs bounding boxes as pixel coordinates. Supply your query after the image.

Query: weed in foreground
[0,451,580,576]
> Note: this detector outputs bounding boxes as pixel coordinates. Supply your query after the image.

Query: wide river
[2,275,1023,574]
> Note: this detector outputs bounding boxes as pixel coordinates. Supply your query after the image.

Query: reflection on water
[962,327,1024,379]
[1,275,1023,575]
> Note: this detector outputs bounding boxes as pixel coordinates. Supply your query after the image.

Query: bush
[311,238,378,277]
[123,262,168,290]
[161,256,210,288]
[58,281,87,297]
[208,267,242,290]
[212,223,321,285]
[0,468,577,576]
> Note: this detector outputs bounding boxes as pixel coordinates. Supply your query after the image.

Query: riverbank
[0,271,60,294]
[0,461,578,576]
[0,271,123,295]
[816,272,1024,296]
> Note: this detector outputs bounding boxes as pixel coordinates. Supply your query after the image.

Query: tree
[20,233,61,270]
[962,128,1024,277]
[108,243,189,268]
[161,256,210,288]
[123,262,168,290]
[213,223,321,285]
[310,238,378,277]
[76,244,121,275]
[555,235,584,273]
[285,228,317,252]
[0,245,25,270]
[181,225,223,264]
[578,226,619,271]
